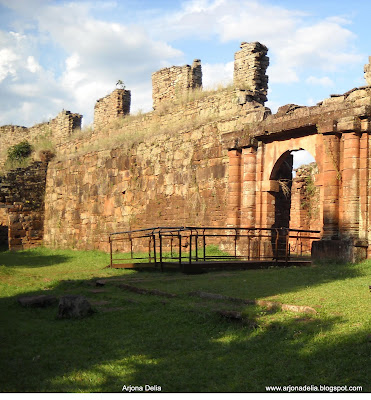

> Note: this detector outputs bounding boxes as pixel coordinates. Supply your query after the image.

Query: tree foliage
[7,141,33,162]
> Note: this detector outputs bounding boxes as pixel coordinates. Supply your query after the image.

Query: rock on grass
[57,295,95,319]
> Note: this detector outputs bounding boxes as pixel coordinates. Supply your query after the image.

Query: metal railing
[108,226,321,269]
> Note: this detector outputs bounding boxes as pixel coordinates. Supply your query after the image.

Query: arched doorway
[270,150,293,230]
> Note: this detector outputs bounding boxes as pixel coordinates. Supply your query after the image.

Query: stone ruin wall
[364,56,371,86]
[152,59,202,109]
[56,86,269,161]
[234,42,269,104]
[44,90,268,251]
[0,161,48,250]
[3,41,371,255]
[1,41,271,250]
[289,163,321,254]
[0,110,82,168]
[290,163,321,233]
[0,110,81,250]
[43,51,270,251]
[94,89,131,128]
[43,123,230,251]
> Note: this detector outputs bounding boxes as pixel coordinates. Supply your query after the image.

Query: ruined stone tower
[94,88,131,128]
[151,59,202,109]
[233,41,269,104]
[364,56,371,85]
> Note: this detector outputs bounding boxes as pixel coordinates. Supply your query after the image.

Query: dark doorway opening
[271,152,293,230]
[0,225,9,251]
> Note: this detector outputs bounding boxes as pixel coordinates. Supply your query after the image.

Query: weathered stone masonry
[0,162,48,250]
[94,89,131,128]
[0,110,82,168]
[234,42,269,104]
[2,42,371,262]
[152,59,202,109]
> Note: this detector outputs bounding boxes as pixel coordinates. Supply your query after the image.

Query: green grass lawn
[0,247,370,393]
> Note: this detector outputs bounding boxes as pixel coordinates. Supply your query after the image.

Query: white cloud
[292,150,316,170]
[0,1,184,125]
[306,76,334,87]
[0,48,19,82]
[151,1,362,84]
[0,0,365,127]
[202,61,233,89]
[276,18,362,72]
[36,3,184,120]
[268,64,299,84]
[0,27,71,126]
[26,56,41,73]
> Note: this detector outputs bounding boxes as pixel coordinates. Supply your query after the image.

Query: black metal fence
[108,226,321,269]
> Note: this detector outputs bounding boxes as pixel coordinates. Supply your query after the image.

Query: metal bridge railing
[108,226,321,269]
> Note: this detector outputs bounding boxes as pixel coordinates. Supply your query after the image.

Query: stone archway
[227,119,371,261]
[254,131,326,236]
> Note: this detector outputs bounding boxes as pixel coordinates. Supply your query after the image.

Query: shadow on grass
[0,263,369,393]
[0,250,72,268]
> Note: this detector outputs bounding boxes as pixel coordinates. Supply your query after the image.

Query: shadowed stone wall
[0,161,48,250]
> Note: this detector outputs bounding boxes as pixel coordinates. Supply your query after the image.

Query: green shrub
[7,140,33,162]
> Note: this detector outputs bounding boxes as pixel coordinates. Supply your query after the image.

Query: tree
[116,80,125,90]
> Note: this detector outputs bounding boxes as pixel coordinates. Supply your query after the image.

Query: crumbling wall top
[233,41,269,105]
[94,89,131,129]
[152,59,202,109]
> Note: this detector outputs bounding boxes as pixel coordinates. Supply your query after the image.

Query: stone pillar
[341,130,361,237]
[254,141,265,229]
[364,56,371,85]
[241,146,257,227]
[359,118,371,245]
[191,59,202,88]
[233,42,269,104]
[321,133,341,239]
[227,149,242,227]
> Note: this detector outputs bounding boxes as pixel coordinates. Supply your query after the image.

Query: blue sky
[0,0,370,130]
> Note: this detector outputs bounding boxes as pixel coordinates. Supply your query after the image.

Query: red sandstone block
[342,158,359,169]
[229,165,242,177]
[228,159,241,168]
[228,200,240,209]
[243,172,256,181]
[341,169,359,181]
[342,135,360,148]
[322,172,340,185]
[228,182,242,192]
